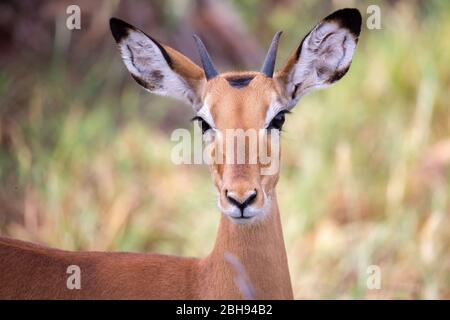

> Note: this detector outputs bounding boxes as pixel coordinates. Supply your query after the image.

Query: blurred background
[0,0,449,299]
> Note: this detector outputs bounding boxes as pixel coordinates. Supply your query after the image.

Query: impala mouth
[236,215,254,219]
[230,215,256,225]
[230,213,256,220]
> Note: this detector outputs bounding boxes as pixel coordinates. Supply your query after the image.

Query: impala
[0,8,361,299]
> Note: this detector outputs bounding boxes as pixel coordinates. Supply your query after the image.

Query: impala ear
[275,8,362,109]
[110,18,206,110]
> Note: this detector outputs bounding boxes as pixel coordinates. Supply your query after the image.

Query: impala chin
[219,193,272,225]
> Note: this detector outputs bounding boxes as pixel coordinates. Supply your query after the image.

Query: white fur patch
[197,98,216,128]
[264,95,286,128]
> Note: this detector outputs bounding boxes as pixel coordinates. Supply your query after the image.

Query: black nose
[226,190,257,212]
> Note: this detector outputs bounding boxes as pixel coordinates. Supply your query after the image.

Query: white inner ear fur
[118,29,201,109]
[287,22,356,108]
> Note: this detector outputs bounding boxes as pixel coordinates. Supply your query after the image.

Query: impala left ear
[110,18,206,111]
[275,8,362,109]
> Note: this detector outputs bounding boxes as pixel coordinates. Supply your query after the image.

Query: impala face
[201,72,283,224]
[110,8,362,225]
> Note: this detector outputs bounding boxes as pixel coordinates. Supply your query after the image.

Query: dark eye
[267,111,289,131]
[192,116,212,134]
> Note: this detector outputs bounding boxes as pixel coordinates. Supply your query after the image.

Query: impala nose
[225,189,257,212]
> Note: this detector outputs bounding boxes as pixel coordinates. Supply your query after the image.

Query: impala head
[110,8,361,225]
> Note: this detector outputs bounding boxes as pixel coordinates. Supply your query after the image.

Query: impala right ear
[275,8,362,109]
[110,18,206,110]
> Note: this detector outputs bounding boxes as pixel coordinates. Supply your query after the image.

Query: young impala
[0,8,361,299]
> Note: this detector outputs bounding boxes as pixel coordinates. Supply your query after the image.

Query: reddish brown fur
[1,9,361,299]
[0,194,292,299]
[0,237,198,299]
[0,31,296,301]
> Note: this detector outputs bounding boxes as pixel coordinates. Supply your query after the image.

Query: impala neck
[200,192,293,299]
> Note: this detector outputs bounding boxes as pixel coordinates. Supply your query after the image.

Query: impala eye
[267,110,289,131]
[191,116,212,134]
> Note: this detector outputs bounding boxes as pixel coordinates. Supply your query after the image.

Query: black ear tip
[325,8,362,38]
[109,17,134,43]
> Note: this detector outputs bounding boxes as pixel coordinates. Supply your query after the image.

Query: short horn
[260,31,282,78]
[193,35,219,81]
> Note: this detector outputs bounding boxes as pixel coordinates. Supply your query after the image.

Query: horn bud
[260,31,282,78]
[193,35,219,81]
